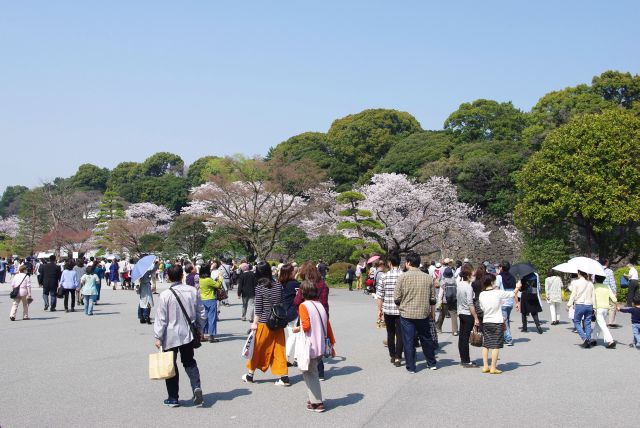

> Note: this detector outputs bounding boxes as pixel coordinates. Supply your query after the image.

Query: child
[617,295,640,348]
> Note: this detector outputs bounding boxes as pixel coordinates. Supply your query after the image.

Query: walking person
[292,280,336,413]
[9,265,32,321]
[237,263,256,324]
[138,268,155,324]
[199,265,222,342]
[40,255,61,311]
[617,296,640,348]
[600,259,617,327]
[60,261,79,313]
[279,263,302,364]
[498,262,517,346]
[593,275,617,348]
[436,267,458,335]
[625,263,638,307]
[567,270,596,348]
[393,252,438,373]
[376,254,404,367]
[457,263,480,367]
[109,259,120,290]
[517,273,543,334]
[73,259,86,306]
[478,275,518,374]
[242,262,290,386]
[93,261,105,304]
[0,256,7,283]
[355,260,365,290]
[545,269,564,325]
[345,265,355,291]
[153,264,205,407]
[80,266,99,316]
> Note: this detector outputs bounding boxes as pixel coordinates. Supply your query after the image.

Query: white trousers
[548,302,562,321]
[594,308,613,343]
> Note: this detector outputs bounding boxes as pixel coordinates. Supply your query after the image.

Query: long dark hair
[472,267,485,296]
[255,261,273,288]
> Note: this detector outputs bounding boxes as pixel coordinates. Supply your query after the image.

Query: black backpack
[443,278,457,307]
[266,303,288,330]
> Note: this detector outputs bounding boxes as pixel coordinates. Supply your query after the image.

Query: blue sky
[1,0,639,193]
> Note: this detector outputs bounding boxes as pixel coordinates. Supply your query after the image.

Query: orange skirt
[246,323,288,376]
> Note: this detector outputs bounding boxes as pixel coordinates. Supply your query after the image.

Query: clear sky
[1,0,639,193]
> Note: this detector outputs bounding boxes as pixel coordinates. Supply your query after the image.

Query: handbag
[266,303,288,330]
[10,274,28,299]
[169,287,201,349]
[216,286,228,301]
[241,331,255,359]
[148,349,176,380]
[56,286,65,298]
[469,325,483,347]
[310,301,333,358]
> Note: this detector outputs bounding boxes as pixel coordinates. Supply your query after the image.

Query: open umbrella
[509,262,536,280]
[552,262,577,274]
[367,255,380,264]
[131,255,157,283]
[566,257,605,276]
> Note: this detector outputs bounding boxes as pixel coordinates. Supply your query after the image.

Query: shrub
[326,262,352,287]
[296,235,357,265]
[520,236,570,281]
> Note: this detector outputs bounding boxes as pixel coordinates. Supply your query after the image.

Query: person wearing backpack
[436,267,458,335]
[242,261,290,386]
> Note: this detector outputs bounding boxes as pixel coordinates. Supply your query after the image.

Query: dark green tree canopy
[0,185,28,217]
[515,109,640,257]
[186,156,219,187]
[444,99,527,143]
[139,152,184,177]
[327,109,422,181]
[377,131,454,177]
[164,214,208,260]
[591,70,640,109]
[71,163,110,192]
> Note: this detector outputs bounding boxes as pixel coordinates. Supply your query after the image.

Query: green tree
[139,152,185,177]
[591,70,640,109]
[139,233,165,255]
[273,225,309,260]
[335,191,384,259]
[201,227,252,261]
[444,99,527,143]
[164,215,208,260]
[515,109,640,259]
[107,162,139,195]
[327,109,422,184]
[186,156,219,187]
[0,185,28,217]
[297,235,357,265]
[134,175,189,212]
[15,189,50,256]
[71,163,110,191]
[520,236,571,280]
[94,191,126,247]
[377,131,454,177]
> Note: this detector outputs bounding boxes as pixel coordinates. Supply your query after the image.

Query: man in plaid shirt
[377,254,403,367]
[393,252,437,373]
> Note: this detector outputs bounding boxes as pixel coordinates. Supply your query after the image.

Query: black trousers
[63,288,75,309]
[347,280,353,290]
[384,313,403,359]
[627,280,638,306]
[458,314,474,364]
[522,312,541,329]
[166,341,201,400]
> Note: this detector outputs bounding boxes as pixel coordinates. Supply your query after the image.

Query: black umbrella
[509,262,536,280]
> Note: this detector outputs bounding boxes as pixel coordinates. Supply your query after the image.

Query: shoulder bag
[310,301,333,358]
[169,287,202,349]
[10,274,28,299]
[469,325,483,347]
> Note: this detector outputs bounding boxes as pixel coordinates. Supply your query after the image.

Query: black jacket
[282,279,300,323]
[40,262,62,291]
[237,271,257,299]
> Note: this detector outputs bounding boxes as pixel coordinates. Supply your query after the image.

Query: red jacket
[294,280,329,317]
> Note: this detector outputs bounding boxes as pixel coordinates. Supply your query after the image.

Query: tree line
[0,70,639,270]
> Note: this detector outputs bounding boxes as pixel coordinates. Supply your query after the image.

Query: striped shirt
[377,267,401,315]
[255,280,284,323]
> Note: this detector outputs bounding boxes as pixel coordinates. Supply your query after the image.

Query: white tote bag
[294,330,311,371]
[241,331,255,359]
[285,322,298,364]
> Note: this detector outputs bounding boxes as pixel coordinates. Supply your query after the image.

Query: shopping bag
[241,331,255,359]
[294,331,311,371]
[285,325,298,364]
[149,350,175,380]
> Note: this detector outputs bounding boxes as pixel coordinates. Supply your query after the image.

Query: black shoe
[70,308,75,312]
[390,357,395,364]
[461,362,478,368]
[9,316,15,321]
[140,318,145,324]
[65,309,69,313]
[589,339,597,347]
[394,359,402,367]
[606,341,617,349]
[580,340,591,349]
[44,305,49,311]
[521,327,528,332]
[209,338,220,343]
[50,308,56,312]
[192,387,203,406]
[536,326,543,334]
[146,317,152,325]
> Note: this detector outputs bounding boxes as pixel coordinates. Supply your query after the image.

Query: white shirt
[479,289,515,323]
[629,266,638,281]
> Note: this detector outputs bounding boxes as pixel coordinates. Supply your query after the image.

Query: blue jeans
[573,304,593,341]
[400,317,437,372]
[203,299,218,336]
[43,289,57,309]
[501,306,513,343]
[84,295,96,315]
[632,323,640,347]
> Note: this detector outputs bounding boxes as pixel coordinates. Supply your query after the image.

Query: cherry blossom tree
[125,202,174,233]
[0,216,19,238]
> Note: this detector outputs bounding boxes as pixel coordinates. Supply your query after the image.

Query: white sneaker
[274,378,291,387]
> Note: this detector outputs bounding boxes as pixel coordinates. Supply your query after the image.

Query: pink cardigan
[11,273,31,297]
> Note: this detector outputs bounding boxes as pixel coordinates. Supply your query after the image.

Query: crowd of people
[4,251,640,412]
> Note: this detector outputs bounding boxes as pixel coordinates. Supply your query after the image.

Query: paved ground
[1,277,638,428]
